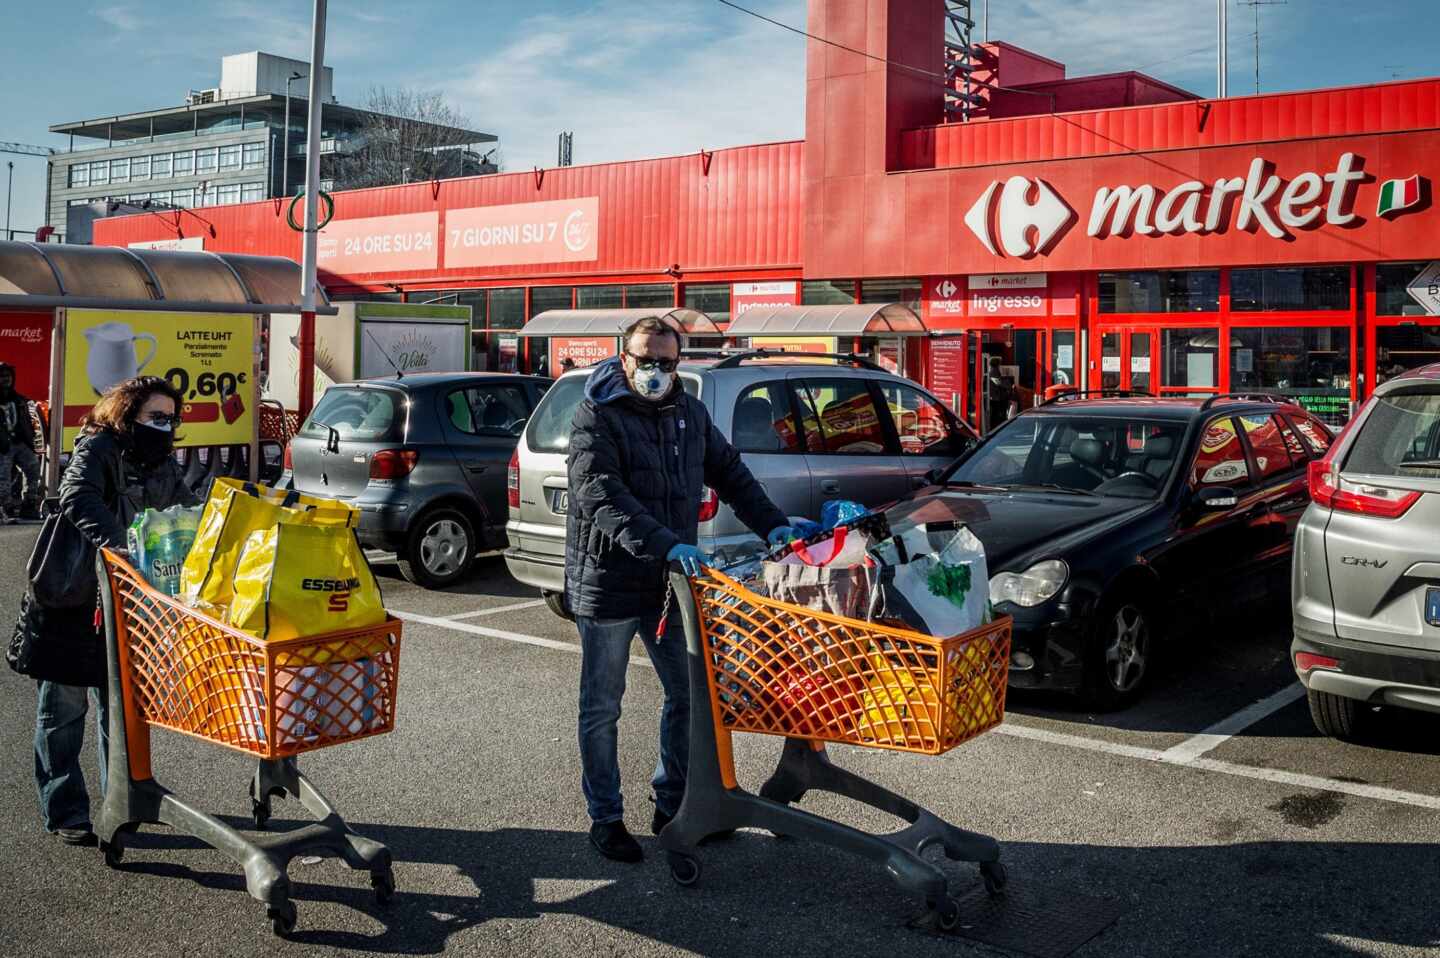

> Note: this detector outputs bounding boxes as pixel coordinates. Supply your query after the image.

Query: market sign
[62,309,254,448]
[732,281,799,318]
[550,336,618,371]
[0,312,53,399]
[445,197,600,269]
[968,272,1047,317]
[1407,261,1440,316]
[317,212,439,274]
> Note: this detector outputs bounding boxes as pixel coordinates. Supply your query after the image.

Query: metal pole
[283,71,304,198]
[45,309,65,496]
[984,0,988,42]
[297,0,326,421]
[4,162,12,241]
[1217,0,1228,98]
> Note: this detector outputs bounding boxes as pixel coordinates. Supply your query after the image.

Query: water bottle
[142,509,175,593]
[151,506,198,597]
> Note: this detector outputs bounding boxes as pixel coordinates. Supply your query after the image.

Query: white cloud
[95,4,140,32]
[442,0,807,170]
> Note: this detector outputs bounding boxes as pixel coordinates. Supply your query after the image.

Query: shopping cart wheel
[980,860,1008,897]
[911,896,962,933]
[371,869,396,904]
[667,851,702,887]
[251,799,271,830]
[267,901,297,937]
[99,839,124,868]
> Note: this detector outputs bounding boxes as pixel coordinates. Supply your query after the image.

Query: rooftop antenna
[363,325,404,379]
[1216,0,1228,98]
[1237,0,1287,94]
[943,2,983,121]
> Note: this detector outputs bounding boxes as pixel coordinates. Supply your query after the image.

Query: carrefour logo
[964,177,1075,258]
[963,154,1426,257]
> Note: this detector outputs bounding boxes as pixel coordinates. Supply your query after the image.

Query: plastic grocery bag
[127,505,202,596]
[867,526,990,638]
[855,639,1002,747]
[228,522,384,642]
[180,477,357,613]
[820,499,867,531]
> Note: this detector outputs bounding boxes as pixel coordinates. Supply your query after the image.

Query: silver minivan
[1292,362,1440,739]
[504,353,979,617]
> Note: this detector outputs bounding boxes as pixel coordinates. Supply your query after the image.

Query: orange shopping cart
[657,566,1012,932]
[94,549,403,937]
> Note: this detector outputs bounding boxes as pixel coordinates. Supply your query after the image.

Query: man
[565,316,814,862]
[0,363,42,522]
[983,355,1015,434]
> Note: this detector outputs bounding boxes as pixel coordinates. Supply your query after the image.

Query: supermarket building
[95,0,1440,428]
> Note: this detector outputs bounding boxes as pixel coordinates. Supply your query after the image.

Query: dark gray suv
[283,372,549,588]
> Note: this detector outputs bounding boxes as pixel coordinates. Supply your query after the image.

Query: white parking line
[446,599,546,620]
[396,611,1440,812]
[1156,683,1307,765]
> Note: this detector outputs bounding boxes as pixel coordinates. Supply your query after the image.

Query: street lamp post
[297,0,327,420]
[4,162,12,241]
[283,70,305,197]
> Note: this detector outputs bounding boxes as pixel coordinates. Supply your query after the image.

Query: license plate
[550,489,569,515]
[1427,588,1440,628]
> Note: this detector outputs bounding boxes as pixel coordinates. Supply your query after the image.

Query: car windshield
[950,414,1187,498]
[300,387,405,443]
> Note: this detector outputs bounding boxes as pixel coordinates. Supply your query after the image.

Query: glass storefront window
[1377,325,1440,385]
[577,285,622,309]
[527,287,574,377]
[859,278,920,313]
[1230,266,1349,311]
[1230,326,1350,424]
[1162,328,1219,393]
[1098,271,1219,313]
[802,280,856,305]
[1376,262,1429,316]
[1051,330,1076,388]
[623,284,674,308]
[684,283,731,327]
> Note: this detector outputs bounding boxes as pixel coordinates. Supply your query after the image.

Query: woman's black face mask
[132,421,175,464]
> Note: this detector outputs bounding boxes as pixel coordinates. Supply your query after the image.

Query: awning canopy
[520,307,722,338]
[726,303,926,337]
[0,241,336,315]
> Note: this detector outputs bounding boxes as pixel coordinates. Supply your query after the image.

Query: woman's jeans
[34,681,109,832]
[576,614,689,825]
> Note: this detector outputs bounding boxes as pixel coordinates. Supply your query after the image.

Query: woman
[22,375,198,846]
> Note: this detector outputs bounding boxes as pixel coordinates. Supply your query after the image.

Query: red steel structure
[95,0,1440,427]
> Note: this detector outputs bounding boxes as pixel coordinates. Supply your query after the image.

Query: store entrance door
[1093,326,1221,397]
[970,327,1078,432]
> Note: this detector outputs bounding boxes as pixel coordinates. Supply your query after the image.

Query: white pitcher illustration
[85,322,157,395]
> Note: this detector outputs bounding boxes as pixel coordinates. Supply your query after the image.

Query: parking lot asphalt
[1,524,1437,958]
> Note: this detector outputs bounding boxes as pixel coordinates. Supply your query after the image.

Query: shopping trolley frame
[94,550,396,937]
[657,569,1009,931]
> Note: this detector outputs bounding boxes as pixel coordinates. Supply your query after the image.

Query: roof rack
[1038,389,1154,406]
[1198,392,1295,410]
[711,350,884,372]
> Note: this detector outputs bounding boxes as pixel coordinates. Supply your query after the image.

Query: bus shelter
[519,307,724,372]
[724,303,928,377]
[0,240,335,490]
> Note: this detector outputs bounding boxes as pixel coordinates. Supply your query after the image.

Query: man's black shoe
[56,827,96,847]
[651,806,674,836]
[589,821,643,863]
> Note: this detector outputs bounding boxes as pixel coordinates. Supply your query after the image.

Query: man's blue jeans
[34,681,109,832]
[576,614,689,825]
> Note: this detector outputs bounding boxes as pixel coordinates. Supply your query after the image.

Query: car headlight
[989,559,1069,608]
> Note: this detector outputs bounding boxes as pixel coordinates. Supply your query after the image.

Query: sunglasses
[142,412,183,428]
[625,352,679,374]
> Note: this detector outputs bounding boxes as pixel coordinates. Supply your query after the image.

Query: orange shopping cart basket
[657,567,1012,932]
[93,549,402,937]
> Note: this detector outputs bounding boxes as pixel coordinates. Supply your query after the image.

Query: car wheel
[398,508,476,589]
[1307,688,1366,741]
[1081,593,1154,710]
[543,590,573,620]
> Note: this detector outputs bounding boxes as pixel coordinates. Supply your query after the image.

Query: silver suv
[504,353,979,617]
[1293,362,1440,739]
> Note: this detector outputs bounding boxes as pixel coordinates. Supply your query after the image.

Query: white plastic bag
[869,527,990,638]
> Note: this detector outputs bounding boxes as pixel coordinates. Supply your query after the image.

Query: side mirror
[1195,486,1239,510]
[923,467,944,486]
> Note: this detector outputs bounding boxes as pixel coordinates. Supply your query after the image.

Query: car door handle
[466,464,487,474]
[820,479,840,494]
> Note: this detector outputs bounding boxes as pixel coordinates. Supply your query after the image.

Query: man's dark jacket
[564,358,787,620]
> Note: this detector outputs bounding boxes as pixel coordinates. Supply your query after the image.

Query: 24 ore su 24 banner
[62,309,254,448]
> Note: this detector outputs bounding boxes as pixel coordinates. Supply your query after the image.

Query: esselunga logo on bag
[302,576,363,612]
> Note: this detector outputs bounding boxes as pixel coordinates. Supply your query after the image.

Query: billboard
[317,212,440,274]
[550,336,618,371]
[63,309,254,448]
[445,198,600,269]
[0,312,54,399]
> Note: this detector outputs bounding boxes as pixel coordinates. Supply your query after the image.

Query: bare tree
[330,86,488,190]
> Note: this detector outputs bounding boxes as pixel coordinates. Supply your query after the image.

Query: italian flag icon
[1376,175,1421,217]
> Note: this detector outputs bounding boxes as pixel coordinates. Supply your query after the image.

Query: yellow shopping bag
[855,642,1000,748]
[180,478,357,613]
[228,522,386,644]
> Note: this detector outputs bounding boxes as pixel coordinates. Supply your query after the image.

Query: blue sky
[2,0,1437,237]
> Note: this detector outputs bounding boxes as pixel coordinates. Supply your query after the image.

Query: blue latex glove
[767,519,822,547]
[667,543,706,577]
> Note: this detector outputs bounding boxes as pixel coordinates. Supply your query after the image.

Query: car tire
[1307,688,1366,741]
[398,507,476,589]
[1081,591,1155,711]
[542,590,573,620]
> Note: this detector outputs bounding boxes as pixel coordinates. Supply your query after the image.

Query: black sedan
[898,394,1334,708]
